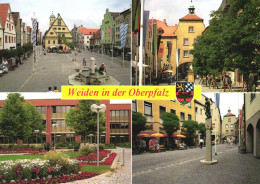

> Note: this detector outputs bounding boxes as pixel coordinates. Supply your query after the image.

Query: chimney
[163,19,166,24]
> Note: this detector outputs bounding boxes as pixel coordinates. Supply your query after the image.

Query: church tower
[49,11,56,27]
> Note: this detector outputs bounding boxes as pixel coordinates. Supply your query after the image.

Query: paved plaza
[133,144,260,184]
[0,50,130,92]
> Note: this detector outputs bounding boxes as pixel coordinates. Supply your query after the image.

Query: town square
[0,0,131,92]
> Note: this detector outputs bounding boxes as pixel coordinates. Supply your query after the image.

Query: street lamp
[90,104,106,167]
[52,123,58,150]
[34,130,39,144]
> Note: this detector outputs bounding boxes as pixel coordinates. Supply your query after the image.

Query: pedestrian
[48,87,52,92]
[199,138,204,149]
[229,139,232,147]
[83,57,86,66]
[95,64,98,73]
[53,86,59,92]
[168,73,172,85]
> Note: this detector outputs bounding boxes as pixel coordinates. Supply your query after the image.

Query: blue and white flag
[120,24,128,48]
[143,11,150,47]
[215,93,220,108]
[31,18,38,46]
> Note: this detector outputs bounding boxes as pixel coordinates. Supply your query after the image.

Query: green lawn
[0,155,44,161]
[81,165,111,174]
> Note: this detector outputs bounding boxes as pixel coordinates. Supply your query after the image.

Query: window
[58,19,61,26]
[53,41,55,44]
[144,101,152,116]
[132,100,137,112]
[226,130,229,133]
[62,28,65,30]
[50,32,53,35]
[200,109,202,115]
[231,129,233,132]
[5,36,7,43]
[62,34,65,37]
[9,36,11,43]
[183,50,189,58]
[180,112,185,122]
[188,114,192,121]
[159,106,166,118]
[170,109,176,115]
[230,124,233,128]
[52,106,56,113]
[58,28,61,30]
[183,38,189,46]
[188,26,194,32]
[110,110,129,132]
[48,40,50,44]
[188,101,192,108]
[225,124,229,128]
[228,118,231,122]
[53,28,57,30]
[195,107,198,113]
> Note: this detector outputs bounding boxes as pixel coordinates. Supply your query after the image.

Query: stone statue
[205,97,212,119]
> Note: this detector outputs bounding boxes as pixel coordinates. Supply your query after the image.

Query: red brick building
[0,99,131,144]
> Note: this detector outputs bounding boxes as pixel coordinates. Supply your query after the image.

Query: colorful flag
[168,42,172,62]
[132,0,141,33]
[176,48,180,67]
[215,93,220,108]
[31,18,38,46]
[152,23,157,56]
[120,24,128,48]
[143,11,150,47]
[110,26,115,44]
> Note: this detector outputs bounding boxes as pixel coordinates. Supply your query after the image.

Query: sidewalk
[69,148,131,184]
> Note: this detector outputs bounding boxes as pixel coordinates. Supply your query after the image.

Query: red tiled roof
[148,19,177,37]
[224,113,236,117]
[0,4,10,26]
[11,12,19,26]
[180,14,203,21]
[78,27,99,35]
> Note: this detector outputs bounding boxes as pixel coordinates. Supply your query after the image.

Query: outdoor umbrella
[151,133,164,138]
[163,69,174,73]
[137,133,151,137]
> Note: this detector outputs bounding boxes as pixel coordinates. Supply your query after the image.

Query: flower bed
[0,159,82,183]
[78,152,117,166]
[76,150,111,163]
[3,171,98,184]
[0,148,46,155]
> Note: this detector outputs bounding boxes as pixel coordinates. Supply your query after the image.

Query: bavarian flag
[132,0,140,33]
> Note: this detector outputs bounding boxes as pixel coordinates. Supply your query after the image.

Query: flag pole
[123,47,124,68]
[238,95,241,147]
[33,12,36,73]
[135,33,138,85]
[139,0,144,86]
[150,18,153,85]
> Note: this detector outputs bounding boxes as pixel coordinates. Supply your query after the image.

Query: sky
[0,0,131,33]
[203,93,244,119]
[145,0,222,27]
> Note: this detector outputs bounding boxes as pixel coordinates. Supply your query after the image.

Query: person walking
[200,138,204,149]
[83,57,86,66]
[53,86,59,92]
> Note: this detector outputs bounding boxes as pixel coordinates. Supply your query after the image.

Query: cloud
[1,0,130,32]
[145,0,221,27]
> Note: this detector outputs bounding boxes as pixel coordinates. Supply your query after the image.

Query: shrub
[116,142,131,148]
[56,142,68,148]
[72,142,81,151]
[79,144,96,156]
[44,142,51,151]
[44,151,69,167]
[104,144,116,149]
[34,144,44,150]
[99,144,105,150]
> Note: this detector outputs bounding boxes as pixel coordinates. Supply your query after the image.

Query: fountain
[68,57,120,85]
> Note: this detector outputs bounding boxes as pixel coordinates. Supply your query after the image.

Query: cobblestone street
[133,144,260,184]
[0,50,130,92]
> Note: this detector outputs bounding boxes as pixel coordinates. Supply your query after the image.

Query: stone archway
[246,124,254,153]
[255,119,260,158]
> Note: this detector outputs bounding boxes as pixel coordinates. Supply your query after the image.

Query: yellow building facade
[44,12,73,50]
[133,99,195,134]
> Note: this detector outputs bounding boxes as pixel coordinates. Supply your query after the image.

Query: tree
[65,100,105,143]
[132,112,147,137]
[0,93,31,142]
[182,121,199,137]
[198,123,206,138]
[24,102,44,142]
[161,113,180,149]
[192,0,260,91]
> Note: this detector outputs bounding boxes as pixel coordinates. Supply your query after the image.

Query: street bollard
[122,149,125,166]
